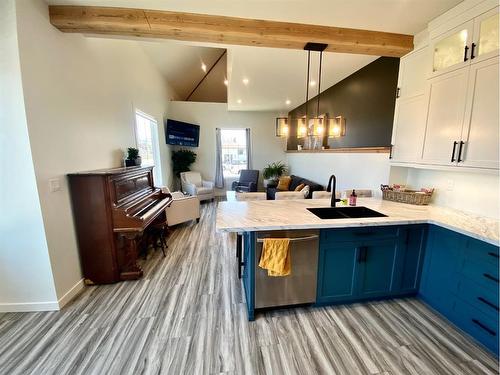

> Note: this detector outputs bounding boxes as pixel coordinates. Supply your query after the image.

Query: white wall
[167,101,286,192]
[13,0,174,303]
[391,167,499,218]
[0,0,58,311]
[286,153,391,196]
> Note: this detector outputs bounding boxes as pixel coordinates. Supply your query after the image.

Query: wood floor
[0,201,498,374]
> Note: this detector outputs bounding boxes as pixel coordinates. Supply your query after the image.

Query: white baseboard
[57,278,85,308]
[0,301,60,313]
[0,278,85,313]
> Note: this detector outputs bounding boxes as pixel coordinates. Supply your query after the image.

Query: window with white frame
[134,110,162,184]
[220,129,248,177]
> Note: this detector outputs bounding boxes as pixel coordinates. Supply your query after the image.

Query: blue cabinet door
[419,226,464,316]
[397,225,427,293]
[356,239,398,298]
[317,241,359,304]
[242,232,255,320]
[317,227,414,304]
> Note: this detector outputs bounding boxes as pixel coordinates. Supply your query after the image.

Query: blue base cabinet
[356,239,399,298]
[243,223,498,356]
[419,226,463,316]
[317,241,358,302]
[397,224,428,293]
[419,226,499,355]
[317,225,427,305]
[242,232,256,321]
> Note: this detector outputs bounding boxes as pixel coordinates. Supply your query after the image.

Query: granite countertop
[216,198,500,245]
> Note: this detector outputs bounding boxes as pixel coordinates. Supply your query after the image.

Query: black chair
[231,169,259,192]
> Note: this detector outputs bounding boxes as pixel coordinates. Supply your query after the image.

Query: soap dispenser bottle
[349,189,357,206]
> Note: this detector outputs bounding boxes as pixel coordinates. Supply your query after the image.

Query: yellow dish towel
[258,238,291,277]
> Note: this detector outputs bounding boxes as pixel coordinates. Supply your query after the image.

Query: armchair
[165,191,200,226]
[231,169,259,192]
[180,171,215,201]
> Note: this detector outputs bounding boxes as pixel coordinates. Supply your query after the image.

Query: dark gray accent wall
[287,57,399,150]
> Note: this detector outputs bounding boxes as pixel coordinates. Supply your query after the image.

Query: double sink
[307,206,387,220]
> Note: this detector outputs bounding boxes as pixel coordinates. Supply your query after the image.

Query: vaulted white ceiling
[227,47,378,111]
[138,41,226,101]
[47,0,464,111]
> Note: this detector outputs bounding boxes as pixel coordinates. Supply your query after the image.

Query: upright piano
[68,166,172,284]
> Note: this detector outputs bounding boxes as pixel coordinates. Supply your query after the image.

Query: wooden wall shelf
[286,147,391,154]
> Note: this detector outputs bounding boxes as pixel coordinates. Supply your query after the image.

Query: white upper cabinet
[459,56,499,169]
[391,47,429,163]
[397,47,429,99]
[473,7,499,63]
[422,68,469,165]
[431,21,473,75]
[391,1,499,171]
[430,7,499,75]
[391,95,428,163]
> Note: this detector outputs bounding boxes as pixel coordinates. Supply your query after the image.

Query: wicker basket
[381,189,433,205]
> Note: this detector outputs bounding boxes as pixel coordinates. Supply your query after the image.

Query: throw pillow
[276,176,292,191]
[294,183,305,192]
[300,185,310,198]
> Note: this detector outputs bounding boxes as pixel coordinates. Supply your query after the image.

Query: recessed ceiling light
[285,99,291,105]
[237,99,242,104]
[242,78,249,85]
[224,79,228,86]
[310,80,316,86]
[201,62,207,72]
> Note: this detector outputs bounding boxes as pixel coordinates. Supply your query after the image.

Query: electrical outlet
[446,179,455,191]
[49,178,61,193]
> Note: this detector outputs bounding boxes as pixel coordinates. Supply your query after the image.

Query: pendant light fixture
[300,43,328,138]
[275,116,289,137]
[297,116,308,138]
[328,115,346,138]
[278,42,346,140]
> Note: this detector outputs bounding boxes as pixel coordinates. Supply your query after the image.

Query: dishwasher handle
[256,235,319,243]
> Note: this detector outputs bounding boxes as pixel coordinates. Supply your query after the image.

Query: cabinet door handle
[488,252,499,259]
[472,319,496,336]
[471,43,476,60]
[396,87,401,98]
[457,141,465,162]
[357,246,368,263]
[463,45,469,61]
[451,141,458,162]
[483,273,499,283]
[477,297,499,311]
[389,145,393,159]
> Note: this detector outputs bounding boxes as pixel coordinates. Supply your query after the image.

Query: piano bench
[143,222,168,258]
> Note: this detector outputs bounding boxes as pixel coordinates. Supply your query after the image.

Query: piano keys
[68,166,172,284]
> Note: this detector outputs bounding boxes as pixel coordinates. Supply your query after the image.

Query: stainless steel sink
[307,206,387,219]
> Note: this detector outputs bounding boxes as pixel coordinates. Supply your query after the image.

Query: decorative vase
[125,159,135,167]
[263,178,278,188]
[135,156,142,166]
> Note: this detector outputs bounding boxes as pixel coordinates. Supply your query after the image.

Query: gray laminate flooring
[0,201,498,374]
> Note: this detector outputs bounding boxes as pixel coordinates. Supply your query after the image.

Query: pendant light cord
[305,50,310,120]
[317,51,323,116]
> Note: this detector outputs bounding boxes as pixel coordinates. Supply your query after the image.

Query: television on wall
[165,119,200,147]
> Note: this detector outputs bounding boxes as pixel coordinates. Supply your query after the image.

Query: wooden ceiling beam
[49,6,414,57]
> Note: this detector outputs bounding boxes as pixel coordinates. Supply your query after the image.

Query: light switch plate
[446,179,455,191]
[49,178,61,193]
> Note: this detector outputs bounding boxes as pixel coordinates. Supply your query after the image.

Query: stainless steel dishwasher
[255,230,319,309]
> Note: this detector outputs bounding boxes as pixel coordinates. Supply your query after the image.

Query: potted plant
[262,161,287,187]
[125,147,140,167]
[171,149,197,177]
